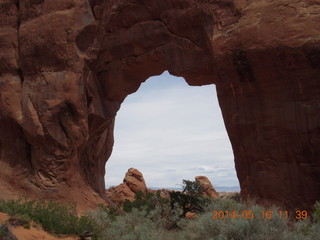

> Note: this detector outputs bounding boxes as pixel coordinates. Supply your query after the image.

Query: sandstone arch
[0,0,319,210]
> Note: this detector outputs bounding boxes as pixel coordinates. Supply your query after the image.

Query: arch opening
[0,0,319,211]
[105,71,239,191]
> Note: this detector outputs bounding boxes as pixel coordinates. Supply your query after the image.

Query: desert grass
[0,190,319,240]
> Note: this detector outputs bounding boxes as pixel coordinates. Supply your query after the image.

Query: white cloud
[105,71,239,189]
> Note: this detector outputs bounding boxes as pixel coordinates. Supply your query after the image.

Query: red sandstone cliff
[0,0,319,210]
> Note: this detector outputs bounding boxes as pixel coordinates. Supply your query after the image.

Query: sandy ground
[0,212,78,240]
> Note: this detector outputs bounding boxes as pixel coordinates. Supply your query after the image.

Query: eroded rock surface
[0,0,319,210]
[106,183,136,206]
[123,168,148,194]
[195,176,219,199]
[106,168,147,206]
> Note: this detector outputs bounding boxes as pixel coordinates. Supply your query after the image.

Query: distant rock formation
[123,168,148,194]
[106,168,147,206]
[195,176,219,199]
[106,183,135,206]
[106,169,221,206]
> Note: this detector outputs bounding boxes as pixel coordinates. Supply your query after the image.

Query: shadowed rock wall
[0,0,319,210]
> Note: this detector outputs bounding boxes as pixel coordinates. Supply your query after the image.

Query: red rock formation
[106,183,135,206]
[0,0,319,210]
[106,168,147,206]
[185,211,197,219]
[195,176,219,199]
[123,168,148,194]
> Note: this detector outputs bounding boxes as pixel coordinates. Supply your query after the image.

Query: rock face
[195,176,219,199]
[106,183,136,206]
[106,168,147,206]
[0,0,320,210]
[123,168,148,194]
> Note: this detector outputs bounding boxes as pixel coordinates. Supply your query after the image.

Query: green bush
[7,215,31,229]
[169,180,210,216]
[1,187,320,240]
[123,191,168,213]
[0,197,93,236]
[181,180,203,198]
[97,195,320,240]
[230,192,242,202]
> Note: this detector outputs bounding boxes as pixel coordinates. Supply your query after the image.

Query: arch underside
[0,0,319,210]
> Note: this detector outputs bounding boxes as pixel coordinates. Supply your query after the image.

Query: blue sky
[105,71,239,189]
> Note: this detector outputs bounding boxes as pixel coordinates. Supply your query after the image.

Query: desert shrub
[0,197,93,236]
[203,197,243,213]
[153,202,184,230]
[230,192,242,202]
[95,203,120,222]
[0,197,35,216]
[283,220,313,240]
[87,188,320,240]
[169,180,210,217]
[85,197,320,240]
[8,215,31,229]
[95,204,184,240]
[86,205,112,238]
[2,187,320,240]
[175,198,292,240]
[99,207,154,240]
[181,180,203,198]
[169,191,203,215]
[123,191,168,213]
